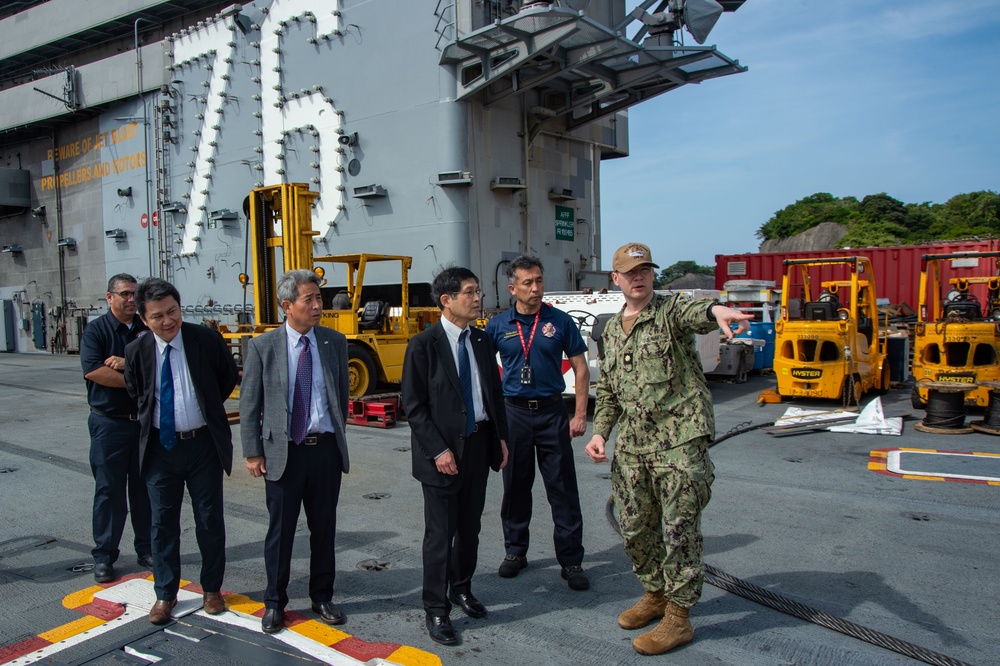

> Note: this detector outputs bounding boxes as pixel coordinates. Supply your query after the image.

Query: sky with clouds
[598,0,1000,268]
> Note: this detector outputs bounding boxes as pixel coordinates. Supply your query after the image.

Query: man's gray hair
[277,269,322,304]
[506,255,544,284]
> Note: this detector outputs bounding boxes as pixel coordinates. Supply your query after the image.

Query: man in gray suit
[240,269,351,634]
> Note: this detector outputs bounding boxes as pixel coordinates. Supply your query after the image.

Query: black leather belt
[505,395,563,410]
[177,427,207,440]
[471,421,488,433]
[295,433,333,446]
[91,408,138,421]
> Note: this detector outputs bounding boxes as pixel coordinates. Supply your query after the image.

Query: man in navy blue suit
[124,278,238,625]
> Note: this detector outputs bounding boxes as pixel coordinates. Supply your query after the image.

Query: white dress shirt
[439,316,487,423]
[153,332,207,432]
[284,323,335,436]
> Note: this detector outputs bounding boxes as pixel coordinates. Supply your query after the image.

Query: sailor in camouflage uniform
[585,242,752,656]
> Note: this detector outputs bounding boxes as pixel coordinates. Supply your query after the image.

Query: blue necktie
[160,345,176,450]
[291,336,312,445]
[458,330,475,437]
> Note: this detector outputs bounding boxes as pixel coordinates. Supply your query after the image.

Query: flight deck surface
[1,353,997,665]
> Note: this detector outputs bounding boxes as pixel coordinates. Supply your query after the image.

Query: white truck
[546,289,730,398]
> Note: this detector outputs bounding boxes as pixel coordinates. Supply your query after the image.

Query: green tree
[837,222,908,249]
[757,192,858,240]
[929,191,1000,237]
[654,261,714,288]
[902,202,937,240]
[858,193,907,226]
[757,189,1000,248]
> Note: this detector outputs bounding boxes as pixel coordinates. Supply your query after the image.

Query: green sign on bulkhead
[555,205,574,241]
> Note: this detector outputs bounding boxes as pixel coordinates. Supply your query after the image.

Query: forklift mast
[247,183,320,325]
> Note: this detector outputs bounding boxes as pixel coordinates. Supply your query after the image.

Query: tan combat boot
[631,601,693,655]
[617,590,667,630]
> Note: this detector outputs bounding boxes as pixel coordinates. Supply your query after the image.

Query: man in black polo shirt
[81,274,152,583]
[485,256,591,590]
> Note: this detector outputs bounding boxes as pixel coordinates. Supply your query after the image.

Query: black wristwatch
[707,302,724,321]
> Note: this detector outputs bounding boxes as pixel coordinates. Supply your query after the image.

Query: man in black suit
[124,278,239,625]
[240,269,351,634]
[402,267,509,646]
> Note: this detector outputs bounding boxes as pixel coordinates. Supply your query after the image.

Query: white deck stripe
[886,450,1000,482]
[6,579,400,666]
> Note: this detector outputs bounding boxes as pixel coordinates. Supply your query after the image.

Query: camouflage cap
[612,242,659,273]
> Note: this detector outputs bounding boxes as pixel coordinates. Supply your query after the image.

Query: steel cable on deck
[701,564,972,666]
[922,390,968,429]
[600,421,973,666]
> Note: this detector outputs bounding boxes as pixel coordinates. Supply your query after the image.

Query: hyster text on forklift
[912,251,1000,408]
[773,256,890,404]
[219,183,441,398]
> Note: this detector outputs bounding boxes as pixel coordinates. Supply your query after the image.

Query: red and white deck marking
[0,574,440,666]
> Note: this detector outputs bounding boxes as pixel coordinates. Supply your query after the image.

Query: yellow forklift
[911,251,1000,408]
[773,256,890,404]
[219,183,439,398]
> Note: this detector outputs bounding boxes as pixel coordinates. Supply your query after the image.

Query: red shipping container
[715,240,1000,308]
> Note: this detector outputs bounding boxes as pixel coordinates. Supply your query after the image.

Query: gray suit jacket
[239,324,350,480]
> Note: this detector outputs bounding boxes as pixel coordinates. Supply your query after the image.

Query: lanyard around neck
[515,310,541,363]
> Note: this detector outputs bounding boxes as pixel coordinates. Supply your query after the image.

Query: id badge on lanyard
[516,311,540,386]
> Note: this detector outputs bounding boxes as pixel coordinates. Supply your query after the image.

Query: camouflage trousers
[611,436,714,608]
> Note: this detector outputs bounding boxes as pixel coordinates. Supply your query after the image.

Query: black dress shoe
[311,601,345,625]
[261,608,284,634]
[561,565,590,591]
[426,614,457,646]
[498,554,527,578]
[93,562,115,583]
[449,591,487,618]
[136,554,153,569]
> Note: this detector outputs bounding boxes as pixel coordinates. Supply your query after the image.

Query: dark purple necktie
[290,336,312,444]
[459,330,475,437]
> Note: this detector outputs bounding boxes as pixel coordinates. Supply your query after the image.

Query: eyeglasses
[111,290,136,299]
[452,288,484,298]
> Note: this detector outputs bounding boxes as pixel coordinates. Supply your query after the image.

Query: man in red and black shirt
[485,255,591,591]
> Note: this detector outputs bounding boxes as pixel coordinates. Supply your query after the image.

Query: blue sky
[599,0,1000,267]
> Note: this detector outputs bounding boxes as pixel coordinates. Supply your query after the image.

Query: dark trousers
[501,400,584,567]
[88,413,152,564]
[263,434,343,610]
[421,425,490,615]
[144,428,226,601]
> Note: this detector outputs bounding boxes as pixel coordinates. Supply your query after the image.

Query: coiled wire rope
[922,390,968,429]
[984,390,1000,426]
[602,421,973,666]
[971,381,1000,434]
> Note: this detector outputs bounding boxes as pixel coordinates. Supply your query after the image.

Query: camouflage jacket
[593,293,719,455]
